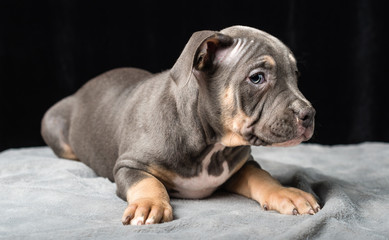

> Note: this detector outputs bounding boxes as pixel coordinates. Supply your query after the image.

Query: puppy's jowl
[42,26,319,225]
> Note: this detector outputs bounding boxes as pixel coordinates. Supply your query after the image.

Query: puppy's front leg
[223,162,320,215]
[115,167,173,225]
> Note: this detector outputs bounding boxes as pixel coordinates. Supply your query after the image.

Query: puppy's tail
[41,96,78,160]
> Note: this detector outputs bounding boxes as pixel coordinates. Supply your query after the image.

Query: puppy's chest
[170,144,250,199]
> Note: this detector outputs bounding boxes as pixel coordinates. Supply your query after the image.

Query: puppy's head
[172,25,315,147]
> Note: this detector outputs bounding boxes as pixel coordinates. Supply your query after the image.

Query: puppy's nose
[296,107,315,128]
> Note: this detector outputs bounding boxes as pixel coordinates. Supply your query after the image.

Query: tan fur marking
[148,166,177,190]
[263,55,276,68]
[222,86,235,108]
[60,143,78,160]
[220,87,250,147]
[126,177,169,203]
[221,131,249,147]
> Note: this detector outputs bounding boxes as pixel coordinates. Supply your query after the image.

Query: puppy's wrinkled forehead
[219,26,295,67]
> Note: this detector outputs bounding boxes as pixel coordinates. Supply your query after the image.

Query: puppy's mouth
[246,134,271,146]
[271,132,310,147]
[245,124,314,147]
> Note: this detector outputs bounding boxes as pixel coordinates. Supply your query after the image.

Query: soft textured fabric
[1,143,388,239]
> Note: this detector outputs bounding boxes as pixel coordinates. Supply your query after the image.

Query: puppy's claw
[292,208,299,215]
[263,204,269,211]
[130,216,145,225]
[122,216,131,225]
[146,217,155,225]
[122,215,132,225]
[308,208,315,215]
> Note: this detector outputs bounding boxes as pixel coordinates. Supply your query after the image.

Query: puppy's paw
[261,187,320,215]
[121,198,173,225]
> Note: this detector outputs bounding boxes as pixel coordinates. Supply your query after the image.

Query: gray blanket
[1,143,388,239]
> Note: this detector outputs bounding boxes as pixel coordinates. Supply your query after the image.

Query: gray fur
[41,26,315,200]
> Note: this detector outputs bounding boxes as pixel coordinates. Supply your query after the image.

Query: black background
[1,1,388,151]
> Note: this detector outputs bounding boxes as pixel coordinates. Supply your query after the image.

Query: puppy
[42,25,319,225]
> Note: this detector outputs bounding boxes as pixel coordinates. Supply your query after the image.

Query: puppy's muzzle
[294,106,316,141]
[242,102,316,147]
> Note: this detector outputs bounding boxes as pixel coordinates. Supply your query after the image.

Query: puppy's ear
[194,33,234,72]
[170,31,233,85]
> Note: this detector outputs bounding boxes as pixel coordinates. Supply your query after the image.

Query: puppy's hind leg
[41,96,78,160]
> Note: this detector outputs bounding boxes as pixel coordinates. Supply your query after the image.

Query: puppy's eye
[249,72,266,84]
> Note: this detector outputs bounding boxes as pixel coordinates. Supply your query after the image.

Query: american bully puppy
[42,25,319,225]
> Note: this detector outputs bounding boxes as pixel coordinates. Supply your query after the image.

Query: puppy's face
[194,26,315,147]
